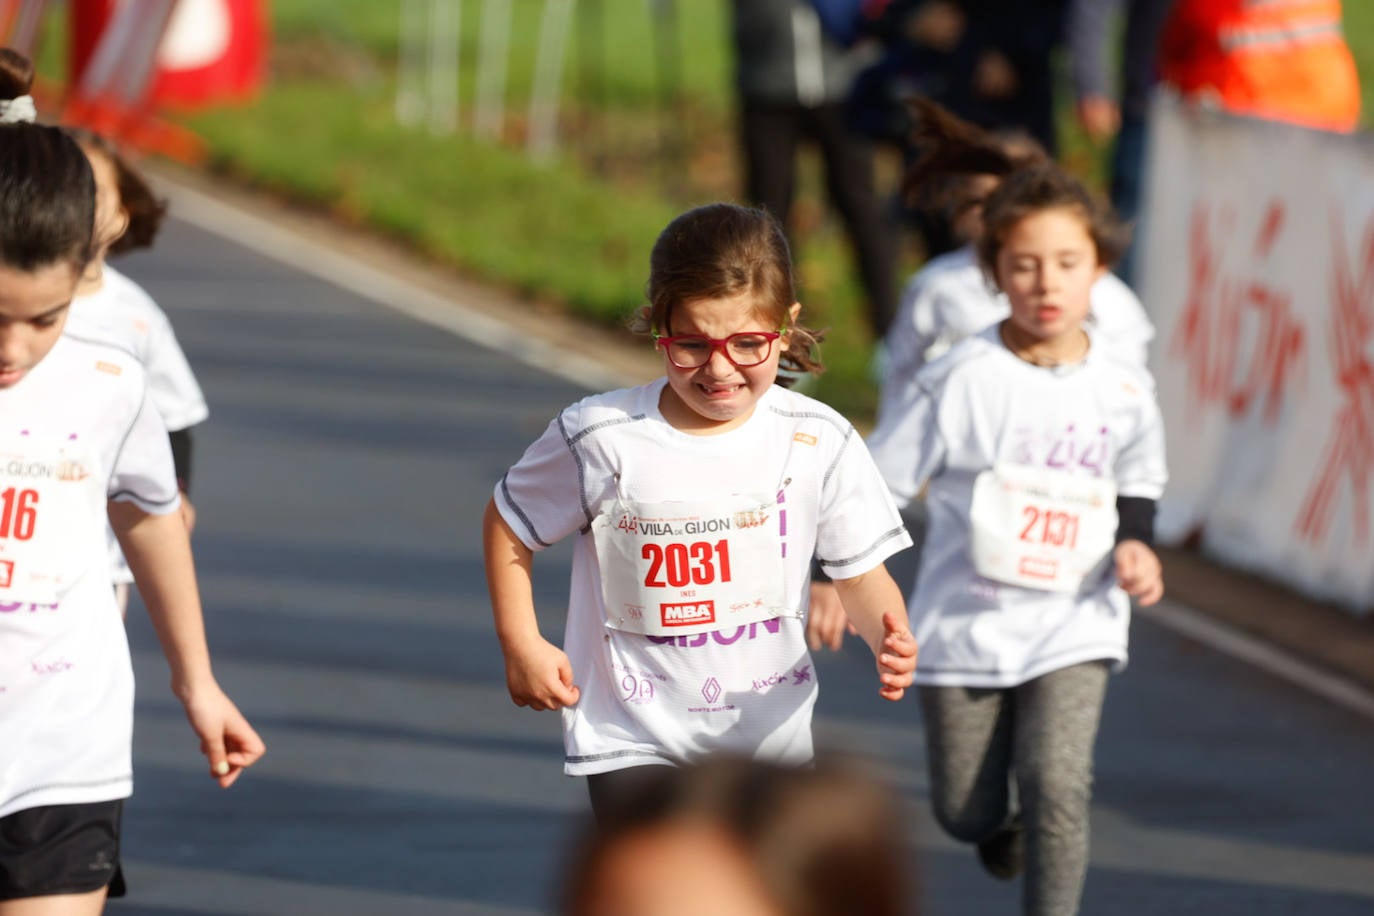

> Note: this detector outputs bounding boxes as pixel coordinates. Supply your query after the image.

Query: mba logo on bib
[1019,556,1058,580]
[660,600,715,627]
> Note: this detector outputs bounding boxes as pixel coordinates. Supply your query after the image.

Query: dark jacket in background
[732,0,864,106]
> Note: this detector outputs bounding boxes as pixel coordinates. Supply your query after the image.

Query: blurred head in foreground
[562,756,915,916]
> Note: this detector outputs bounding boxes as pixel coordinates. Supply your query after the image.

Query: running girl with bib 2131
[868,162,1167,916]
[484,203,917,822]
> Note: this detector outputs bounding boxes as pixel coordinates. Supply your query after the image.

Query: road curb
[1156,546,1374,696]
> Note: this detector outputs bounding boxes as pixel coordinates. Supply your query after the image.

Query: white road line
[160,179,627,393]
[1140,599,1374,721]
[160,173,1374,725]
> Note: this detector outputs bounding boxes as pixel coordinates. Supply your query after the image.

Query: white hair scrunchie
[0,94,37,124]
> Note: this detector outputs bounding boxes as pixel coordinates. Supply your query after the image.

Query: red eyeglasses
[654,330,784,369]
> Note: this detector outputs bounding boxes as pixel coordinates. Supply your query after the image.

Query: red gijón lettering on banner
[1172,200,1307,426]
[1295,211,1374,548]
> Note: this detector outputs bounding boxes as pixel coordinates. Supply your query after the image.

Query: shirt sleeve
[876,275,939,426]
[1115,389,1168,500]
[1090,272,1155,366]
[867,377,947,509]
[143,308,209,431]
[493,413,591,551]
[814,429,912,579]
[108,387,181,515]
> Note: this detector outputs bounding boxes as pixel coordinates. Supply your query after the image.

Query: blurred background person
[731,0,900,337]
[1069,0,1361,288]
[1158,0,1362,134]
[938,0,1068,157]
[848,0,1071,260]
[561,755,915,916]
[1067,0,1177,286]
[877,98,1152,423]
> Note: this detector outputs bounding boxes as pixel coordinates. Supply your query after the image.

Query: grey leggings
[919,661,1111,916]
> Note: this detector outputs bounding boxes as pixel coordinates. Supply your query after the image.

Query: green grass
[1346,3,1374,118]
[188,79,677,322]
[178,2,738,320]
[270,0,734,109]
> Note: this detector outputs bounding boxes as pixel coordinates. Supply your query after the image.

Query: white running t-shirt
[868,326,1167,688]
[494,380,912,776]
[65,264,207,585]
[0,334,179,819]
[66,264,209,432]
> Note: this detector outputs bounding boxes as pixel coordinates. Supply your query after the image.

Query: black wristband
[169,427,193,493]
[1116,496,1156,546]
[810,556,832,584]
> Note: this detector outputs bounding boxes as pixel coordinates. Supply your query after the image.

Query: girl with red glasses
[483,203,917,822]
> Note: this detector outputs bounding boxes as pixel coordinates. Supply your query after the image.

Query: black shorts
[0,800,127,901]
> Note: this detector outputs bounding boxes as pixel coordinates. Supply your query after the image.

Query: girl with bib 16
[483,203,918,822]
[867,164,1167,916]
[0,49,263,915]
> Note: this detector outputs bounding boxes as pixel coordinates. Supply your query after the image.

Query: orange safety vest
[1159,0,1362,132]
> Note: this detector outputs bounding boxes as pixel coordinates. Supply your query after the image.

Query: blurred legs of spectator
[850,1,1070,262]
[945,0,1066,157]
[741,100,899,337]
[1108,111,1148,286]
[1069,0,1177,289]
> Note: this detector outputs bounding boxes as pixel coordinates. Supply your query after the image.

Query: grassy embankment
[56,2,1374,418]
[168,0,899,418]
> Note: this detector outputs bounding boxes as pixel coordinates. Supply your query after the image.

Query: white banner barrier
[1139,93,1374,615]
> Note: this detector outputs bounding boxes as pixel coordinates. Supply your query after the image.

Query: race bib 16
[0,441,104,604]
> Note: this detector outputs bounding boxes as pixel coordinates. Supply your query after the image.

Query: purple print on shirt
[701,677,722,704]
[0,601,60,614]
[647,617,783,648]
[1012,423,1113,477]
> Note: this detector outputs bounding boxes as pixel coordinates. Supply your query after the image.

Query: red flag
[146,0,266,109]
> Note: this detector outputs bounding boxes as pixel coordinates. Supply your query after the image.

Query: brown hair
[901,98,1047,224]
[0,48,33,99]
[976,164,1130,285]
[0,49,95,271]
[633,203,825,380]
[66,128,168,253]
[562,756,913,916]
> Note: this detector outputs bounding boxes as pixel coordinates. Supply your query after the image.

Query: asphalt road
[105,190,1374,916]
